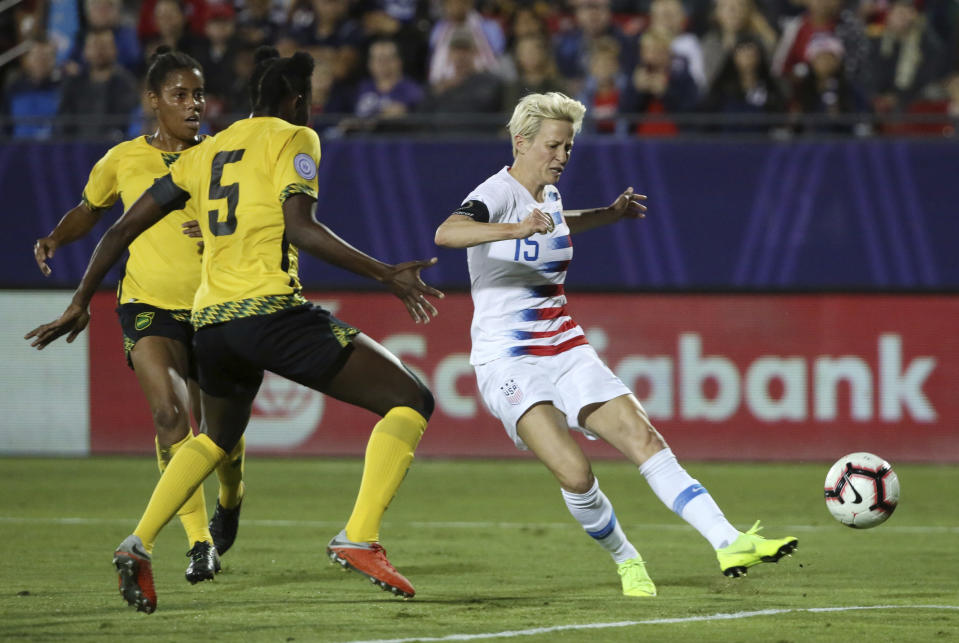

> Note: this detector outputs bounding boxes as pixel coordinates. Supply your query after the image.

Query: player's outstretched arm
[564,187,647,235]
[34,203,104,276]
[434,210,553,249]
[25,184,177,349]
[283,194,444,323]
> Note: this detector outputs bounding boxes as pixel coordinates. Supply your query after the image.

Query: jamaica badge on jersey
[134,312,155,331]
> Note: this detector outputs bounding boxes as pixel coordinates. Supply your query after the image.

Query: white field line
[0,516,957,534]
[341,605,959,643]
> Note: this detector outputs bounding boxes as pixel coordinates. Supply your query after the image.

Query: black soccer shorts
[117,302,195,373]
[192,303,361,400]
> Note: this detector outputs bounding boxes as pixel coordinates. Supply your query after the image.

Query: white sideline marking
[0,516,958,534]
[341,605,959,643]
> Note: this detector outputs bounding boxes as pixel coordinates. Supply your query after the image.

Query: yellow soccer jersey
[167,117,320,327]
[82,136,205,311]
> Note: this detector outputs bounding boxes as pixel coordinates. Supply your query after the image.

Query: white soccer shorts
[474,344,632,450]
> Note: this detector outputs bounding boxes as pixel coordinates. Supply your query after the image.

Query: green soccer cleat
[617,556,657,597]
[716,520,798,578]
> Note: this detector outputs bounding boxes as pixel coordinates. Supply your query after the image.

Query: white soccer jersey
[457,166,586,365]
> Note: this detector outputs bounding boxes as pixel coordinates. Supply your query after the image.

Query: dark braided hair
[249,45,280,110]
[252,49,314,115]
[145,45,203,94]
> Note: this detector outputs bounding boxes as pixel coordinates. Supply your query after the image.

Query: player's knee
[559,469,595,495]
[419,385,435,420]
[400,364,434,420]
[152,401,189,438]
[408,382,435,421]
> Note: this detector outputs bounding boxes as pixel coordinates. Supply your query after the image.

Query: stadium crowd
[2,0,959,139]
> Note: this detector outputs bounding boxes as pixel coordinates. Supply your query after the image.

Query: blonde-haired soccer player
[32,47,245,584]
[435,92,798,597]
[28,47,443,613]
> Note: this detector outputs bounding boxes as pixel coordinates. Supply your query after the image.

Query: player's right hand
[385,257,445,324]
[519,208,554,237]
[24,303,91,349]
[34,237,58,277]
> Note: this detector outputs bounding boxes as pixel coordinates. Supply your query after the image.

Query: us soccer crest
[501,378,524,405]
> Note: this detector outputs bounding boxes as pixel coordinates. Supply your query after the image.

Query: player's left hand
[609,187,647,220]
[385,257,445,324]
[181,220,202,238]
[24,303,91,349]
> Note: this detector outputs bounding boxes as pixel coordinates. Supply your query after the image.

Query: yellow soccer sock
[156,434,212,547]
[345,407,427,543]
[135,434,225,553]
[216,435,246,509]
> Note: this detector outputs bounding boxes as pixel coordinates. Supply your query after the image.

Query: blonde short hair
[507,92,586,158]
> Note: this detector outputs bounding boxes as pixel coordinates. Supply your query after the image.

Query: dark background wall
[3,138,957,291]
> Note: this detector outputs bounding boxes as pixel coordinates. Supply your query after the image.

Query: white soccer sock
[639,448,740,550]
[561,478,639,564]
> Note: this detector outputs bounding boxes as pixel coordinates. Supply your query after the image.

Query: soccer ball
[824,452,900,528]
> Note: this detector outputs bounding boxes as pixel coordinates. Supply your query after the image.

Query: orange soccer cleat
[113,535,158,614]
[327,530,415,598]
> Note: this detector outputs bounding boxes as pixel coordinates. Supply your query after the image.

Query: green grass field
[1,457,956,642]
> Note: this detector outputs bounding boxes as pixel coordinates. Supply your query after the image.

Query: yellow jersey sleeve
[81,145,121,211]
[275,127,321,203]
[166,144,202,198]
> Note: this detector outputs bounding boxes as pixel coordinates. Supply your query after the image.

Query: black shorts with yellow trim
[117,303,195,374]
[192,303,361,400]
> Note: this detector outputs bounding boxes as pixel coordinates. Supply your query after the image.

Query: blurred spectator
[419,27,503,131]
[56,27,138,139]
[428,0,507,87]
[307,45,356,118]
[647,0,707,93]
[925,0,959,73]
[792,33,869,133]
[700,0,777,88]
[191,3,240,120]
[289,0,364,83]
[342,37,424,131]
[149,0,203,54]
[868,0,947,114]
[226,44,257,115]
[623,28,700,135]
[554,0,635,89]
[2,39,61,139]
[502,33,567,111]
[701,34,786,132]
[363,0,421,23]
[359,0,431,82]
[274,34,301,57]
[772,0,871,98]
[66,0,141,74]
[578,35,628,133]
[47,0,83,65]
[946,72,959,132]
[236,0,287,49]
[508,5,551,43]
[137,0,206,43]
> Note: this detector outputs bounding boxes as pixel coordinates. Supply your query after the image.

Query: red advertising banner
[88,293,959,462]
